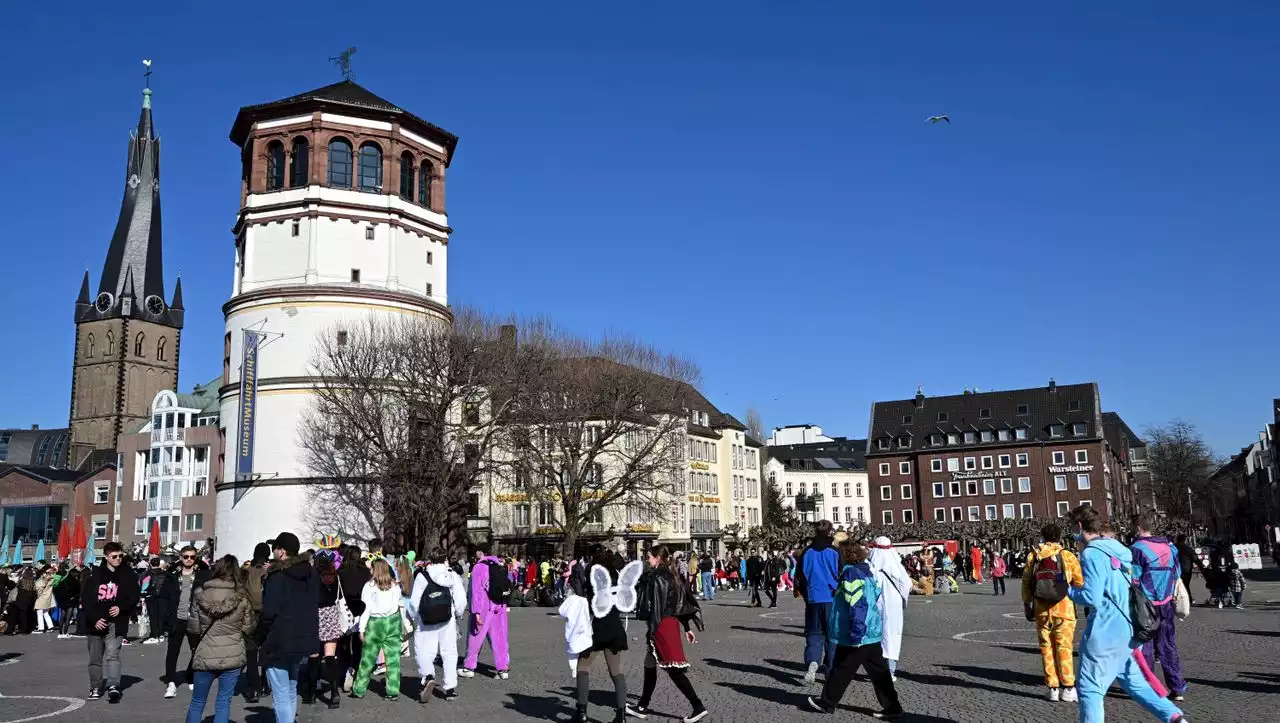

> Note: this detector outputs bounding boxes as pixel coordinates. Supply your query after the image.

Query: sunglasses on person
[106,553,123,560]
[181,554,196,560]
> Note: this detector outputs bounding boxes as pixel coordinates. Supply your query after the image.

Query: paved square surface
[1,576,1277,722]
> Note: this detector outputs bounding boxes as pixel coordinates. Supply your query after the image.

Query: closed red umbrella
[72,515,88,551]
[148,519,161,556]
[56,521,71,560]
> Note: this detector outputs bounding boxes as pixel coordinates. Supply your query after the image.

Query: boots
[572,704,589,723]
[610,709,626,723]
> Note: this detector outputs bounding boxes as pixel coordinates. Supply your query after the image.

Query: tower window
[350,269,361,283]
[134,332,145,357]
[86,333,95,358]
[156,337,167,361]
[289,137,309,187]
[265,140,285,191]
[357,142,382,191]
[425,282,433,296]
[399,152,414,200]
[426,251,433,265]
[327,138,352,188]
[106,330,115,355]
[365,226,374,240]
[291,220,300,237]
[419,161,433,207]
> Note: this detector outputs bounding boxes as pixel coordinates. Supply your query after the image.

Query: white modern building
[766,430,869,530]
[215,80,458,560]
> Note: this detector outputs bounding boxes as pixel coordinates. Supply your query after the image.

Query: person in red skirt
[632,545,707,723]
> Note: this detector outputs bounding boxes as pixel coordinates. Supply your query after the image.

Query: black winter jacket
[157,565,211,633]
[258,555,320,664]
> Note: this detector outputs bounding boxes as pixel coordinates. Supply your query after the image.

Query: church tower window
[327,138,352,188]
[134,332,146,357]
[357,143,382,191]
[289,137,309,188]
[399,152,414,200]
[265,141,285,191]
[86,334,95,358]
[106,331,115,356]
[418,161,433,207]
[156,337,168,361]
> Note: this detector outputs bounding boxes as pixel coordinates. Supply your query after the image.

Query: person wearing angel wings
[561,545,644,723]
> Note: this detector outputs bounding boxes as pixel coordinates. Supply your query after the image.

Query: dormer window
[1072,422,1087,437]
[963,431,976,444]
[896,435,911,449]
[1015,427,1029,440]
[980,430,994,443]
[1068,400,1082,412]
[1050,424,1064,438]
[946,433,959,445]
[929,433,943,446]
[997,429,1011,442]
[876,438,890,451]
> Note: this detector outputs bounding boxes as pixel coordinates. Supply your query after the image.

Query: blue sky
[2,2,1276,455]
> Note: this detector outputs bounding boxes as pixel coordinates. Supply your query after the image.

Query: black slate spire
[78,82,180,329]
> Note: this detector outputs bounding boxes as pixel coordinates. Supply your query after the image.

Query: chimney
[30,424,39,430]
[1048,377,1057,391]
[963,387,971,395]
[915,385,925,406]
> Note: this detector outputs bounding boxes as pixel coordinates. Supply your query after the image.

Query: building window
[134,517,146,535]
[1072,423,1087,436]
[289,137,309,187]
[1021,503,1034,519]
[967,506,980,521]
[979,408,991,419]
[327,138,353,187]
[184,513,203,531]
[964,457,976,471]
[419,161,433,207]
[931,459,942,473]
[1016,404,1029,415]
[882,509,893,525]
[399,152,414,200]
[831,482,838,497]
[980,430,994,443]
[902,509,914,524]
[537,503,556,526]
[949,481,962,497]
[876,438,889,451]
[901,484,913,500]
[785,481,792,497]
[1076,449,1089,464]
[1054,475,1068,491]
[983,478,995,495]
[425,282,433,296]
[515,504,531,526]
[94,483,110,504]
[1002,503,1015,519]
[134,332,145,357]
[426,251,433,265]
[1056,501,1071,516]
[1016,453,1029,467]
[291,219,300,237]
[1018,476,1031,493]
[86,333,95,358]
[350,269,361,283]
[1015,427,1029,440]
[357,143,382,191]
[1050,424,1064,438]
[998,454,1011,468]
[156,337,167,361]
[997,429,1011,441]
[985,504,997,520]
[106,331,114,355]
[878,463,890,476]
[932,482,945,498]
[966,480,978,496]
[896,435,910,449]
[947,458,959,472]
[946,433,958,445]
[981,456,993,469]
[963,431,976,444]
[902,414,913,424]
[1079,499,1092,508]
[265,140,285,191]
[1052,451,1066,465]
[92,519,107,541]
[951,507,963,522]
[1068,400,1082,411]
[899,461,911,475]
[1000,477,1013,494]
[1077,474,1091,490]
[880,485,892,501]
[929,433,942,446]
[934,507,946,522]
[365,225,375,240]
[856,483,863,497]
[937,412,949,422]
[843,482,850,496]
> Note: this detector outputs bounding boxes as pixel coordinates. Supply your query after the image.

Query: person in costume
[867,536,912,680]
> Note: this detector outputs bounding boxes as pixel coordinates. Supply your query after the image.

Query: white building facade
[215,81,458,560]
[766,430,869,531]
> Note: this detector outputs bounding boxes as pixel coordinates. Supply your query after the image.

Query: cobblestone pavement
[1,576,1278,722]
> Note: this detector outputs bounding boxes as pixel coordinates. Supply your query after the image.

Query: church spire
[79,65,179,329]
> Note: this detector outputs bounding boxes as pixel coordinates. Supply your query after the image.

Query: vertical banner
[234,330,262,503]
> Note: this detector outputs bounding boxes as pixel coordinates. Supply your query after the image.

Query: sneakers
[1170,691,1186,702]
[143,637,162,645]
[343,669,354,692]
[373,664,387,677]
[164,682,178,699]
[626,703,648,718]
[1234,604,1245,610]
[807,696,834,714]
[419,678,436,703]
[88,688,101,700]
[188,683,194,692]
[1047,687,1061,702]
[803,661,819,684]
[682,708,709,723]
[457,668,476,678]
[442,688,459,701]
[497,670,510,680]
[107,687,122,704]
[1061,687,1078,702]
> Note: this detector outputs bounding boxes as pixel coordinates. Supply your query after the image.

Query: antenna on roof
[329,47,357,81]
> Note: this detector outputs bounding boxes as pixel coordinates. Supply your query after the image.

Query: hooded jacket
[798,536,841,604]
[1021,542,1083,619]
[187,579,254,671]
[828,562,883,647]
[409,562,467,626]
[1068,536,1139,655]
[1130,535,1181,605]
[81,561,141,637]
[258,555,320,663]
[469,554,507,619]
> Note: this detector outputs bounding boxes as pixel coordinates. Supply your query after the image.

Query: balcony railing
[146,495,183,512]
[690,519,722,534]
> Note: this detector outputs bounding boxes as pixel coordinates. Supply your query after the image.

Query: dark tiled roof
[230,80,459,164]
[0,464,88,484]
[1101,412,1145,449]
[768,437,867,471]
[714,413,748,431]
[867,382,1100,455]
[744,434,763,448]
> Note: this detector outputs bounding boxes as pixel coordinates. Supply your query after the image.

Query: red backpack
[1033,552,1069,603]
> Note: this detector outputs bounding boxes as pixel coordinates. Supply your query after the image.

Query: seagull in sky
[926,114,950,124]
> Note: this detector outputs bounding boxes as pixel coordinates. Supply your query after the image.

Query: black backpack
[484,560,511,606]
[417,570,453,625]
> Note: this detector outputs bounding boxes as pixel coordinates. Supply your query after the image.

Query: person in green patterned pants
[351,560,405,700]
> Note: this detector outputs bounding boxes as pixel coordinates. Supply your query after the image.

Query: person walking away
[1067,506,1187,723]
[970,546,984,584]
[1130,515,1188,702]
[991,554,1008,596]
[33,565,57,633]
[1173,536,1202,606]
[461,545,512,679]
[1227,562,1246,609]
[796,520,841,684]
[867,537,912,681]
[258,532,321,723]
[569,547,638,723]
[140,558,167,644]
[805,540,903,719]
[336,544,370,693]
[763,551,783,608]
[83,541,140,702]
[410,547,467,703]
[351,558,406,699]
[55,565,81,639]
[746,550,763,607]
[697,553,715,601]
[633,545,707,722]
[301,546,344,708]
[240,543,270,702]
[1022,523,1084,702]
[160,546,211,698]
[12,568,36,634]
[185,555,254,723]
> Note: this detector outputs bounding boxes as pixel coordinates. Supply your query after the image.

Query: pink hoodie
[469,555,506,618]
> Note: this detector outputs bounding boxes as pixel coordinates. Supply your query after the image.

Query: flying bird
[926,115,950,124]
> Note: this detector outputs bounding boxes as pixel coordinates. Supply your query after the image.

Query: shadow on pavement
[1226,629,1280,637]
[118,674,145,692]
[704,657,796,686]
[896,670,1044,701]
[1185,676,1280,695]
[728,625,802,636]
[714,680,802,708]
[840,704,960,723]
[506,691,572,721]
[991,644,1041,655]
[762,657,808,673]
[941,664,1045,688]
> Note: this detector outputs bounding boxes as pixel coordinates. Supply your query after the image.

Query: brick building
[865,381,1139,528]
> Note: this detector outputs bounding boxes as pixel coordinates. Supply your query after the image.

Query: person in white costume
[408,547,468,703]
[867,536,912,680]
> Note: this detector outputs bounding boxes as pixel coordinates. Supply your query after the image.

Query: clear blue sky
[2,2,1276,455]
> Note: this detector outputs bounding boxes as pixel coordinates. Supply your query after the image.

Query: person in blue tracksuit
[1067,506,1188,723]
[795,520,841,684]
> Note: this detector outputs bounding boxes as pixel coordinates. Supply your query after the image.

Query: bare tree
[500,328,701,556]
[298,308,540,556]
[745,407,766,443]
[1145,420,1221,523]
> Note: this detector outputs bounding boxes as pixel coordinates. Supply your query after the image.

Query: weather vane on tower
[329,47,357,80]
[143,58,152,88]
